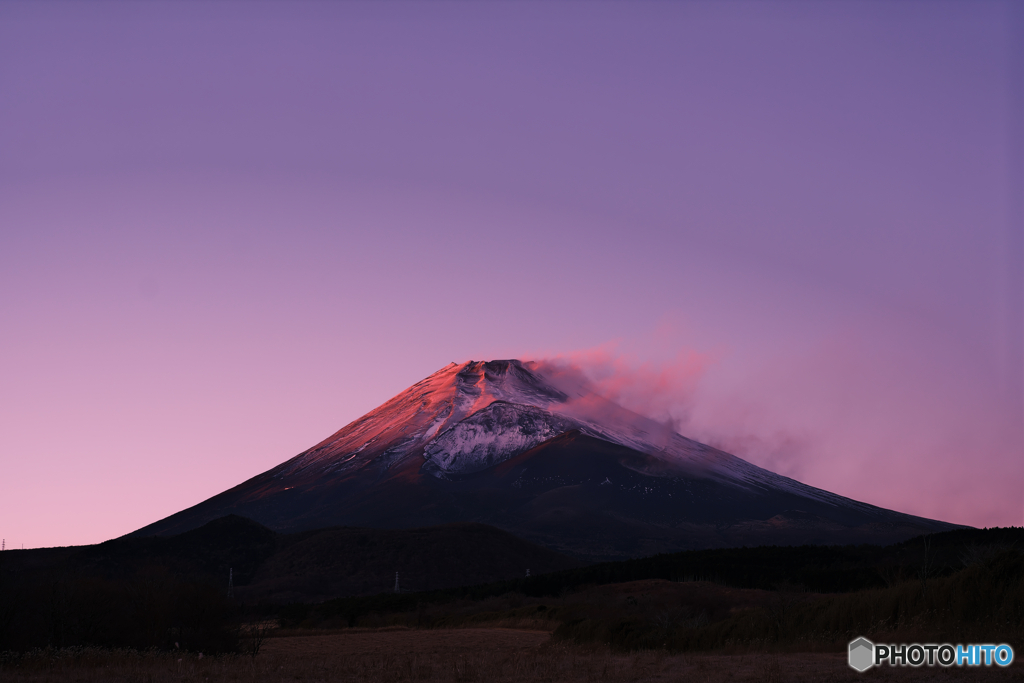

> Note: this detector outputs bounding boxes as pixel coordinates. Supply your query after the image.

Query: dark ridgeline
[286,526,1024,650]
[0,516,579,652]
[2,518,1021,654]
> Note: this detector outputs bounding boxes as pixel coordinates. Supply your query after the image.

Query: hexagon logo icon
[848,637,874,672]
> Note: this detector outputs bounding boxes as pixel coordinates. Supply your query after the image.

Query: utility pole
[228,568,234,598]
[394,572,399,594]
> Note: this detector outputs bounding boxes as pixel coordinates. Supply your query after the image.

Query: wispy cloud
[524,324,1023,528]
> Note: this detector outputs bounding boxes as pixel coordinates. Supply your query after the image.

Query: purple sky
[2,1,1021,548]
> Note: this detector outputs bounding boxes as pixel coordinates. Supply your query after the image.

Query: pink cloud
[523,328,1023,528]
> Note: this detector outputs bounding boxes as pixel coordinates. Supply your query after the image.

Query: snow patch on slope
[424,402,579,473]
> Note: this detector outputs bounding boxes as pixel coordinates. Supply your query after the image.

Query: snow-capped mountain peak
[272,359,875,511]
[134,358,960,555]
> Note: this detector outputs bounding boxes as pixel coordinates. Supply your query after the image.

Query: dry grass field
[3,627,1022,683]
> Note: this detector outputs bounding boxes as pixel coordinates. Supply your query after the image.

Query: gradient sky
[2,1,1021,549]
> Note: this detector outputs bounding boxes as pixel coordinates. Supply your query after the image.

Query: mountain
[132,360,959,560]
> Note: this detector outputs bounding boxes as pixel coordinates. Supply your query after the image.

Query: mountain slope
[132,360,960,559]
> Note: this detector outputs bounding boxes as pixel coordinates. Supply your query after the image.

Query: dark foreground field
[2,627,1021,683]
[3,526,1022,681]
